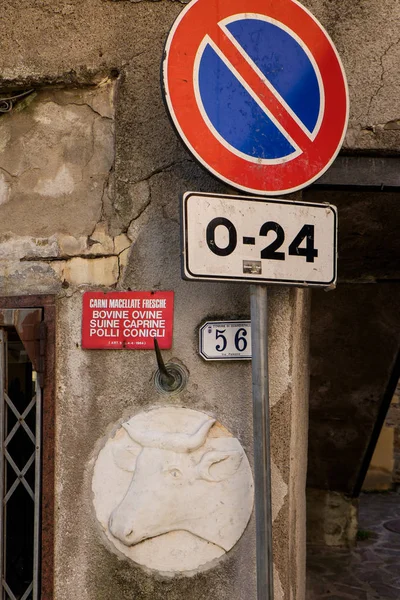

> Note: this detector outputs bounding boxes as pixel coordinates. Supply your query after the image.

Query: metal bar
[3,479,19,506]
[19,417,36,446]
[3,449,33,479]
[2,579,17,600]
[3,420,20,450]
[0,332,4,600]
[250,285,274,600]
[20,581,33,600]
[3,474,35,505]
[21,477,35,501]
[3,332,7,600]
[4,395,36,448]
[3,452,35,506]
[33,382,41,600]
[3,395,36,445]
[153,339,175,388]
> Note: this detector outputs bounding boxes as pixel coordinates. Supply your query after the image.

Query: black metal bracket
[153,339,185,393]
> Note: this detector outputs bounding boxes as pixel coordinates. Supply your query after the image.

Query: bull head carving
[92,407,254,572]
[122,416,216,452]
[112,441,141,472]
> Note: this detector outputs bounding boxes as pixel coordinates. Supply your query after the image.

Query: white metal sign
[182,192,337,287]
[199,321,251,361]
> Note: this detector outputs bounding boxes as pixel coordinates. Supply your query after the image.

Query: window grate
[0,330,41,600]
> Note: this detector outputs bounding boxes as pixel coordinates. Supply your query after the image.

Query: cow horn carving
[123,417,216,453]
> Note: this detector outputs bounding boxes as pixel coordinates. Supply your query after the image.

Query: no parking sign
[162,0,349,195]
[162,2,346,596]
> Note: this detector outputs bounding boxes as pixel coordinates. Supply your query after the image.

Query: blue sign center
[198,18,321,161]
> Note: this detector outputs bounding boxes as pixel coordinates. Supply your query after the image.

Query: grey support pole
[250,284,274,600]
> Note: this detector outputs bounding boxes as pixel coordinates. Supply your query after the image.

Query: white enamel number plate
[182,192,337,287]
[199,321,251,361]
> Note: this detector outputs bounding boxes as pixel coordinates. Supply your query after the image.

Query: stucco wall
[54,284,309,600]
[0,0,398,598]
[0,79,311,598]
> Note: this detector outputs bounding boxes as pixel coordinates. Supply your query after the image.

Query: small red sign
[81,291,174,350]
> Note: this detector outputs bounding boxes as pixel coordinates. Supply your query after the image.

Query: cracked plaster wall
[0,0,398,156]
[0,0,397,598]
[0,70,310,600]
[304,0,400,151]
[0,83,131,292]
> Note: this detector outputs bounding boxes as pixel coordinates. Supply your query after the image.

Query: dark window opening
[1,328,41,600]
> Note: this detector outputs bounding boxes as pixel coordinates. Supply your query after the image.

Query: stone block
[307,489,358,547]
[0,260,62,295]
[0,235,59,261]
[58,235,88,257]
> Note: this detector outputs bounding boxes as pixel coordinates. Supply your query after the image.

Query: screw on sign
[162,0,349,195]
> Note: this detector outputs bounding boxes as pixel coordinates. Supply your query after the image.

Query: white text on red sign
[82,292,174,350]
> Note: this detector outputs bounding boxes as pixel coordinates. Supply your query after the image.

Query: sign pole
[250,284,274,600]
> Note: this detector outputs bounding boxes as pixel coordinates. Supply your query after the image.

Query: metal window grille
[0,329,41,600]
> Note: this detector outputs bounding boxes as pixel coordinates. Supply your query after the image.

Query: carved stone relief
[92,407,254,574]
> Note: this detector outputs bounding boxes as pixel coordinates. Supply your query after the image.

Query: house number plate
[199,321,251,361]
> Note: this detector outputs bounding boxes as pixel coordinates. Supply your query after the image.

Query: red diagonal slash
[207,25,316,154]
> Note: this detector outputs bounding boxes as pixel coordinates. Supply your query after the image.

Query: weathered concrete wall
[0,77,311,599]
[54,284,310,600]
[304,0,400,153]
[0,83,128,293]
[0,0,398,598]
[0,0,398,157]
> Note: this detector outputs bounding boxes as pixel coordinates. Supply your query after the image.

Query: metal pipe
[33,382,42,600]
[250,284,274,600]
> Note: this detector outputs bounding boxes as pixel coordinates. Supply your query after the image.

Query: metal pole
[250,284,274,600]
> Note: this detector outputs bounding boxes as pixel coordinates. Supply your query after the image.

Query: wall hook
[153,339,187,394]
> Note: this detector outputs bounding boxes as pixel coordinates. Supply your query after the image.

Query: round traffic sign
[162,0,349,195]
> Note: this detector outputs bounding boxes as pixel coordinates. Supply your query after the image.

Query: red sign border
[162,0,349,196]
